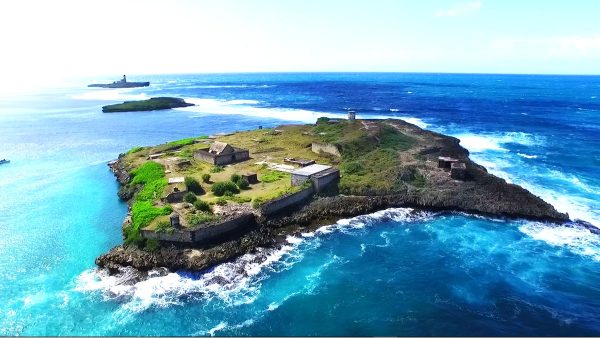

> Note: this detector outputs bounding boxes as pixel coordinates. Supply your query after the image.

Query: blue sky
[1,0,600,88]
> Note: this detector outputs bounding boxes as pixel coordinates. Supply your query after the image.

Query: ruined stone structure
[284,157,316,167]
[242,173,258,184]
[438,156,459,170]
[311,142,341,157]
[450,162,467,180]
[194,141,250,165]
[291,164,340,192]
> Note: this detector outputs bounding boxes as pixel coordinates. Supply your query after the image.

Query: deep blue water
[0,73,599,336]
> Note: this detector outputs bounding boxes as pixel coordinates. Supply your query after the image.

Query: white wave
[389,108,400,112]
[517,153,538,159]
[452,131,544,153]
[178,97,428,127]
[76,208,433,313]
[519,222,600,261]
[71,89,149,101]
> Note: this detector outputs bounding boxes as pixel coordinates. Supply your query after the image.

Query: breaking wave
[75,208,433,314]
[519,221,600,261]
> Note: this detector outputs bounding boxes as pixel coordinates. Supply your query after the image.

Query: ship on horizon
[88,75,149,88]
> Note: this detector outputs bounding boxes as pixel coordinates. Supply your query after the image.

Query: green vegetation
[210,165,224,173]
[211,181,240,196]
[102,97,194,113]
[231,173,241,183]
[187,213,218,226]
[194,200,212,212]
[237,178,250,190]
[202,173,211,183]
[379,125,416,151]
[261,170,288,183]
[223,195,252,203]
[127,146,144,154]
[126,201,172,246]
[155,220,175,234]
[185,176,203,194]
[184,192,197,203]
[144,239,160,252]
[215,197,228,205]
[130,162,168,202]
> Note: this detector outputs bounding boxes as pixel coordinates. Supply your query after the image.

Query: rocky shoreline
[96,119,569,275]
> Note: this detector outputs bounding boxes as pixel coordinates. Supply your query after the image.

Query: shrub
[210,165,224,173]
[155,220,175,234]
[316,116,330,124]
[211,181,240,196]
[194,200,212,212]
[230,173,241,184]
[237,178,250,190]
[224,195,252,203]
[342,161,363,175]
[215,197,228,206]
[185,176,203,194]
[261,170,288,183]
[184,192,197,203]
[187,213,218,226]
[252,197,266,209]
[201,173,211,183]
[144,239,160,252]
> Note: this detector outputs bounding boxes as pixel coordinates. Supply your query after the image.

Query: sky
[1,0,600,89]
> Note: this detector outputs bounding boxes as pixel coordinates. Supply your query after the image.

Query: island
[102,97,195,113]
[88,75,150,88]
[96,114,569,274]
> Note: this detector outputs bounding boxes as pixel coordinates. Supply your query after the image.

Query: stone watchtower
[348,110,356,122]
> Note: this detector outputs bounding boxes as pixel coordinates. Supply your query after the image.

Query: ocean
[0,73,599,336]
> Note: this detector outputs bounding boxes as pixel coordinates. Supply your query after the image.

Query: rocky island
[96,115,569,274]
[88,75,150,88]
[102,97,195,113]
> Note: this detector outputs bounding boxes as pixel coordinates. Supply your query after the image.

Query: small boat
[0,159,10,165]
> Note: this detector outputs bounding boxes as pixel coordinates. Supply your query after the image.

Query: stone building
[438,156,459,170]
[450,162,467,180]
[194,141,250,165]
[291,164,340,192]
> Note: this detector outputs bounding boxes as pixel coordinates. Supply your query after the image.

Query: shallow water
[0,73,599,335]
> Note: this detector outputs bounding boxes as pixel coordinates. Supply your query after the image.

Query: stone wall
[140,228,193,242]
[164,190,186,203]
[311,142,341,157]
[190,213,254,242]
[194,150,217,164]
[312,169,340,192]
[260,186,315,216]
[194,149,250,166]
[140,213,254,243]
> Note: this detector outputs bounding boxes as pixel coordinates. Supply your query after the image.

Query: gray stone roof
[209,141,234,155]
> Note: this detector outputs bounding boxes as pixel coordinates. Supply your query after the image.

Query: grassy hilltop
[117,118,430,247]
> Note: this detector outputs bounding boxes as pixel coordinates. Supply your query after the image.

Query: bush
[144,239,160,252]
[342,161,363,175]
[230,173,241,184]
[202,173,211,183]
[215,197,228,205]
[211,181,240,196]
[237,178,250,190]
[210,165,224,173]
[187,212,218,226]
[185,176,203,194]
[194,200,212,212]
[155,220,175,234]
[184,192,197,203]
[252,197,266,209]
[316,116,330,124]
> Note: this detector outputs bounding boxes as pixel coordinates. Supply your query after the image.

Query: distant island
[96,114,569,274]
[102,97,195,113]
[88,75,150,88]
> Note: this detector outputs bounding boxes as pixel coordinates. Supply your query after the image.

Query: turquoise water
[0,74,599,335]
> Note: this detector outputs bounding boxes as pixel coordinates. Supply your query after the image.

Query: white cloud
[435,1,482,17]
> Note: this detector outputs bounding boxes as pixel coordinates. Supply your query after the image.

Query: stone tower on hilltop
[348,110,356,122]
